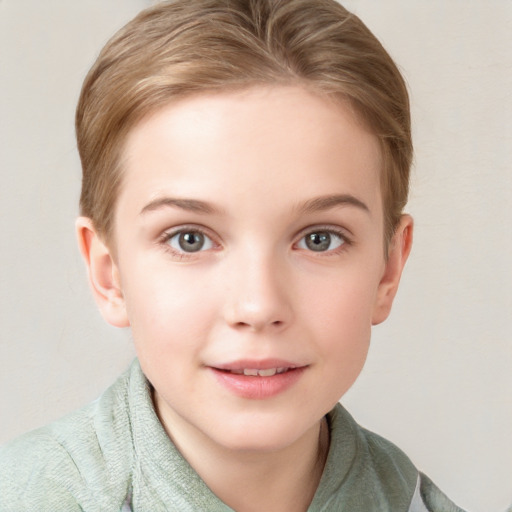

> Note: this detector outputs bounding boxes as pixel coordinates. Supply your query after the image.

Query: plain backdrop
[0,1,511,511]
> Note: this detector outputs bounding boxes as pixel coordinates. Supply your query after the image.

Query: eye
[167,230,214,253]
[297,230,345,252]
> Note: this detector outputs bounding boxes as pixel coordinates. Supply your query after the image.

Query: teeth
[223,367,293,376]
[257,368,277,377]
[233,368,289,377]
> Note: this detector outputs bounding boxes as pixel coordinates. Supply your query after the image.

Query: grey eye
[168,231,213,253]
[298,231,344,252]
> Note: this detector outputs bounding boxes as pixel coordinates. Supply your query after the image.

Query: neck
[156,398,330,512]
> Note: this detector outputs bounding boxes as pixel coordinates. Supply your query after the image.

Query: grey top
[0,360,466,511]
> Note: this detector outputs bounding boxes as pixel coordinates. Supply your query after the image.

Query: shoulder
[416,473,468,512]
[325,405,467,512]
[0,425,87,511]
[355,421,468,511]
[331,405,419,489]
[0,362,137,512]
[319,405,418,511]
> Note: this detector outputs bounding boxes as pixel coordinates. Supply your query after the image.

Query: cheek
[121,263,219,350]
[299,265,380,359]
[311,280,374,395]
[303,268,381,326]
[123,269,219,395]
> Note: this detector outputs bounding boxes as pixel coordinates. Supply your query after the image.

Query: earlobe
[75,217,130,328]
[372,215,413,326]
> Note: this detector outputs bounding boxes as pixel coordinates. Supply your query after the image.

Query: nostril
[232,319,284,330]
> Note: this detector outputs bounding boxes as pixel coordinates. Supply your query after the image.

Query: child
[0,1,467,510]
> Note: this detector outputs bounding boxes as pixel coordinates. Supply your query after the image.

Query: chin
[217,434,295,454]
[207,415,315,454]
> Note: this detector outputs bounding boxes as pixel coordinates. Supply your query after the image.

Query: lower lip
[210,367,306,399]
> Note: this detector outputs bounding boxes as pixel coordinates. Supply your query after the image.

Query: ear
[372,215,413,325]
[76,217,130,328]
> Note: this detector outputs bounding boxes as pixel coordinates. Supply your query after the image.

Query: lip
[212,358,301,371]
[209,359,307,400]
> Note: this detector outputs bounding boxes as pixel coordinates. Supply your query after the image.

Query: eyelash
[158,224,353,259]
[158,225,218,259]
[294,226,353,256]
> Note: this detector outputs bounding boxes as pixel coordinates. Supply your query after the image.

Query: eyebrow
[140,197,219,215]
[298,194,370,215]
[140,193,369,217]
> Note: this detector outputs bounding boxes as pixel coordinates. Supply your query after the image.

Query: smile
[210,363,306,399]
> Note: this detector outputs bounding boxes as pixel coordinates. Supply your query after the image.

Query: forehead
[117,86,383,222]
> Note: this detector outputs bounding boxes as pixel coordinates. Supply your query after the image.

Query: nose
[222,251,293,332]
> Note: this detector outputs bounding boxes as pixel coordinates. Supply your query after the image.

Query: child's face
[85,86,411,453]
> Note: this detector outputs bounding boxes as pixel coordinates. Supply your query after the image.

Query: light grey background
[1,1,511,511]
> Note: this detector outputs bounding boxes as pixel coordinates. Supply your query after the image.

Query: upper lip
[211,359,305,371]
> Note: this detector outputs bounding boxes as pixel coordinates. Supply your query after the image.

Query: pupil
[306,232,330,252]
[179,232,204,252]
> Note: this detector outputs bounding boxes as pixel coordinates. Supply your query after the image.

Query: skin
[77,86,412,512]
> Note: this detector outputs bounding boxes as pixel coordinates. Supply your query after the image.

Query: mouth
[217,367,294,377]
[209,361,306,399]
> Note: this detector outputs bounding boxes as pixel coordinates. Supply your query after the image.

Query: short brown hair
[76,0,412,246]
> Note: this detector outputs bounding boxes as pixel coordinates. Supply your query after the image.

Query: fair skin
[77,86,412,512]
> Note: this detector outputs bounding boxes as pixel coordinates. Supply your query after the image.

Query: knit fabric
[0,360,465,511]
